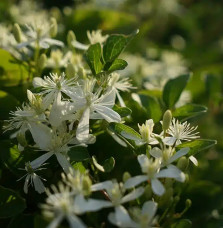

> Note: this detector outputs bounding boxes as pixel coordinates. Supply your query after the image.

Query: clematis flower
[17,21,63,49]
[163,118,199,146]
[72,30,108,50]
[29,123,73,173]
[108,201,158,228]
[124,154,185,196]
[67,78,121,141]
[32,72,77,103]
[18,161,46,194]
[42,183,87,228]
[107,73,135,107]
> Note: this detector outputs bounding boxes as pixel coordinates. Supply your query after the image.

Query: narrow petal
[94,105,121,123]
[91,180,113,192]
[43,38,64,47]
[168,147,190,164]
[33,174,45,194]
[56,153,72,173]
[67,215,86,228]
[76,108,90,141]
[163,137,176,146]
[124,175,148,189]
[31,152,53,169]
[151,179,165,196]
[137,154,149,169]
[46,214,64,228]
[23,175,30,194]
[33,77,46,87]
[150,147,162,158]
[74,194,111,214]
[121,187,144,204]
[71,40,89,50]
[189,155,198,166]
[142,201,157,221]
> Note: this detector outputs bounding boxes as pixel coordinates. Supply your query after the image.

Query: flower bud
[67,30,76,48]
[162,110,172,132]
[13,23,22,43]
[122,172,131,183]
[16,132,27,147]
[177,156,189,171]
[66,63,76,78]
[82,175,92,196]
[38,53,47,70]
[50,17,57,37]
[186,199,192,209]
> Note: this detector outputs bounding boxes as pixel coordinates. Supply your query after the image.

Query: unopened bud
[123,172,131,183]
[162,110,172,132]
[144,184,153,199]
[13,23,22,43]
[66,63,76,78]
[38,53,47,70]
[186,199,192,208]
[177,156,189,171]
[67,30,76,48]
[50,17,57,37]
[16,132,27,147]
[82,175,92,196]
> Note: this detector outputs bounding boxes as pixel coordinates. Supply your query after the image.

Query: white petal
[33,77,45,88]
[91,180,113,192]
[30,152,53,169]
[23,175,30,194]
[43,38,64,47]
[116,90,126,107]
[94,105,121,123]
[142,201,157,221]
[33,174,45,194]
[74,194,111,214]
[163,137,177,146]
[56,153,72,173]
[189,155,198,166]
[46,214,64,228]
[76,108,90,141]
[71,40,89,50]
[98,89,116,107]
[124,175,148,189]
[150,147,162,158]
[42,91,56,110]
[29,123,52,150]
[67,215,86,228]
[121,187,144,204]
[151,179,165,196]
[168,147,190,164]
[108,206,137,228]
[137,154,149,169]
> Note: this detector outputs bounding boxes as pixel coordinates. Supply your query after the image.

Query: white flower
[18,161,46,194]
[107,73,135,107]
[29,123,73,173]
[91,180,144,207]
[68,78,121,142]
[72,30,108,50]
[33,72,76,103]
[150,147,190,167]
[124,154,185,196]
[163,118,199,146]
[17,21,63,49]
[42,183,86,228]
[108,201,158,228]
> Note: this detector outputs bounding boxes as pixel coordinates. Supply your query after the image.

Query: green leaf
[0,140,36,175]
[0,186,26,218]
[176,139,217,156]
[108,122,141,148]
[68,146,91,163]
[8,214,34,228]
[138,94,162,123]
[173,104,207,121]
[0,49,28,87]
[163,74,190,108]
[105,59,128,72]
[85,43,103,75]
[103,30,138,63]
[171,219,192,228]
[0,90,19,119]
[92,156,115,172]
[113,105,132,117]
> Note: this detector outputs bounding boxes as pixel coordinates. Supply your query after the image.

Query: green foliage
[68,146,91,163]
[92,156,115,172]
[0,186,26,218]
[163,74,190,109]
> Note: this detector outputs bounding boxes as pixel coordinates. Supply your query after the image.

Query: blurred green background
[0,0,223,227]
